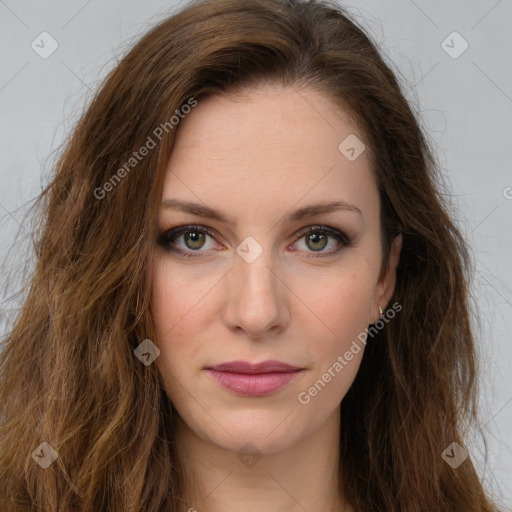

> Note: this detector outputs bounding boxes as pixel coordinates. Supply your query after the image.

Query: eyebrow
[160,199,363,224]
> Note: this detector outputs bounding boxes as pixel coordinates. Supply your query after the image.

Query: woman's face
[151,84,400,454]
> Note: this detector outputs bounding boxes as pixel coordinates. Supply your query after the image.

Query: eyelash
[157,224,352,259]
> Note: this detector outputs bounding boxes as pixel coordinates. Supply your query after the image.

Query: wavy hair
[0,0,500,510]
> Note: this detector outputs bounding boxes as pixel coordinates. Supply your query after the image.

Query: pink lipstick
[205,360,303,396]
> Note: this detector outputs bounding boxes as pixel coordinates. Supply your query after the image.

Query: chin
[185,406,309,455]
[207,428,302,456]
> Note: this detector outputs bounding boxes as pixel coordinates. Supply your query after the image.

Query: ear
[371,233,402,323]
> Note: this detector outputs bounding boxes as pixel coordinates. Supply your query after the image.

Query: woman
[0,0,501,510]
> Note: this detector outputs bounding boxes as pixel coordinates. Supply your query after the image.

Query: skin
[151,84,402,512]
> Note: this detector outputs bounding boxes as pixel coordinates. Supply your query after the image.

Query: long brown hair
[0,0,500,510]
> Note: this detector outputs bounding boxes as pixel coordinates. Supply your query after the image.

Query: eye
[157,224,351,258]
[291,226,351,258]
[157,225,219,258]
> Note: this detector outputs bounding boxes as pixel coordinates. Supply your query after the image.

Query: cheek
[292,263,375,354]
[293,268,375,408]
[292,268,374,405]
[150,258,211,384]
[151,257,217,341]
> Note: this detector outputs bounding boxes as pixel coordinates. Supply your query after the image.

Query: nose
[221,248,290,339]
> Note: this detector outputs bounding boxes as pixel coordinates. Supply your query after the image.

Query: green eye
[157,224,351,259]
[293,226,350,257]
[182,230,207,250]
[157,225,217,257]
[305,232,329,251]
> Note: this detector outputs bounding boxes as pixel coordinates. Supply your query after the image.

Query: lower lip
[206,369,302,396]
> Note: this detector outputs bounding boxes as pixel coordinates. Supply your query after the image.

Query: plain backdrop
[0,0,511,508]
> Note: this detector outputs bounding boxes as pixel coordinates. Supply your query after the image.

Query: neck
[174,407,351,512]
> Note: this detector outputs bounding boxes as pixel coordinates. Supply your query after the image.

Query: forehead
[162,85,378,223]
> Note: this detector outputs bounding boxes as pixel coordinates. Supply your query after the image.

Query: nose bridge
[223,237,288,336]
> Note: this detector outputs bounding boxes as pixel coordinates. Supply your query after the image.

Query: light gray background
[1,0,511,507]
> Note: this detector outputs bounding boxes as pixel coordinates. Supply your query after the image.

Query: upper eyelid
[161,223,344,237]
[160,224,348,249]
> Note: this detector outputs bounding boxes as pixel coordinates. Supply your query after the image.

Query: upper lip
[205,360,302,374]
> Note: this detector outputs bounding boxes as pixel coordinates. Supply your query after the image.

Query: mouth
[204,360,304,396]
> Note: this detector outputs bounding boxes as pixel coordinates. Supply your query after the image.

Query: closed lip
[205,360,302,374]
[205,359,304,397]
